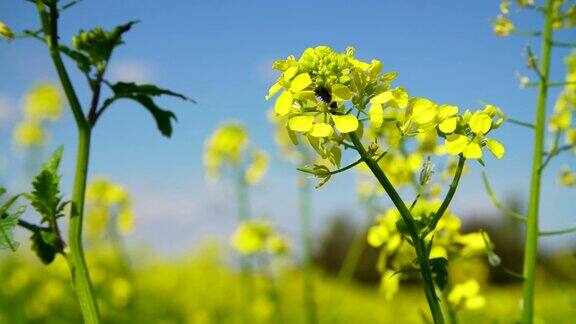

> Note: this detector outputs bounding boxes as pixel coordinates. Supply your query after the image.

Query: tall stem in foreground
[36,1,100,322]
[523,1,554,322]
[349,132,445,324]
[67,127,100,323]
[298,173,318,324]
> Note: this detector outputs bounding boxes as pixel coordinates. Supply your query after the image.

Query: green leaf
[0,205,25,252]
[28,147,65,223]
[30,229,59,265]
[102,82,194,137]
[108,82,194,102]
[59,45,91,74]
[430,257,449,291]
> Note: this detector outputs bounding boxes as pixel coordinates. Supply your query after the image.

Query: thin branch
[513,30,543,37]
[540,131,562,172]
[17,219,42,232]
[60,0,84,11]
[482,172,527,222]
[523,81,576,88]
[539,225,576,236]
[552,41,576,48]
[507,118,535,129]
[427,155,466,232]
[498,264,525,281]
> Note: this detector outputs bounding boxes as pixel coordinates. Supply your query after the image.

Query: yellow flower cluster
[448,279,486,310]
[367,199,488,302]
[204,122,269,185]
[13,83,63,148]
[493,2,515,37]
[550,52,576,187]
[230,220,290,256]
[86,179,134,238]
[267,46,506,164]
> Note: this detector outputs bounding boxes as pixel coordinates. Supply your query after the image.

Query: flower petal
[463,142,482,159]
[485,139,505,159]
[331,84,353,101]
[469,112,492,134]
[288,115,314,132]
[438,117,458,134]
[445,134,468,155]
[369,103,384,129]
[332,114,359,133]
[274,91,293,116]
[283,66,298,81]
[309,122,333,137]
[290,73,312,92]
[370,91,393,104]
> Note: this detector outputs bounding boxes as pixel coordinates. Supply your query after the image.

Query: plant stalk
[236,168,254,323]
[522,0,554,322]
[298,173,318,324]
[349,132,444,324]
[36,1,100,322]
[67,128,100,324]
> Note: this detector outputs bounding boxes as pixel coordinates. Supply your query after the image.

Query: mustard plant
[488,1,576,323]
[204,122,269,322]
[270,110,319,324]
[265,46,507,323]
[0,1,192,322]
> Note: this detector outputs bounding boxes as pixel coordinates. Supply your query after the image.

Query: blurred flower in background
[12,83,63,148]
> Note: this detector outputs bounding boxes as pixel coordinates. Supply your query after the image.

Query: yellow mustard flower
[24,83,63,121]
[245,149,269,185]
[86,179,134,237]
[558,166,576,187]
[448,279,486,310]
[204,123,248,179]
[493,15,515,36]
[230,220,272,255]
[0,20,14,39]
[13,120,45,147]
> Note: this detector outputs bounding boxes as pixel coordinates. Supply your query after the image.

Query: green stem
[349,132,445,324]
[236,167,254,323]
[339,196,373,283]
[298,173,318,324]
[523,1,554,322]
[428,155,465,232]
[36,1,99,322]
[67,128,100,324]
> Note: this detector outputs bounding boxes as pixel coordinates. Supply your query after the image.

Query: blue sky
[1,0,574,253]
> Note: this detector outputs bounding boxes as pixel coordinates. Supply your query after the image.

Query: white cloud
[109,60,157,83]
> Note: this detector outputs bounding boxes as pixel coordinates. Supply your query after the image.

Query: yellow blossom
[13,120,45,147]
[24,83,63,121]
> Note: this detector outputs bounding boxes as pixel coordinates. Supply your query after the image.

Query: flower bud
[0,20,14,39]
[419,157,434,186]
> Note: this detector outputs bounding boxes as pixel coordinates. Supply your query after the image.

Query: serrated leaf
[28,147,64,223]
[43,145,63,173]
[0,205,25,252]
[108,82,194,102]
[102,82,193,137]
